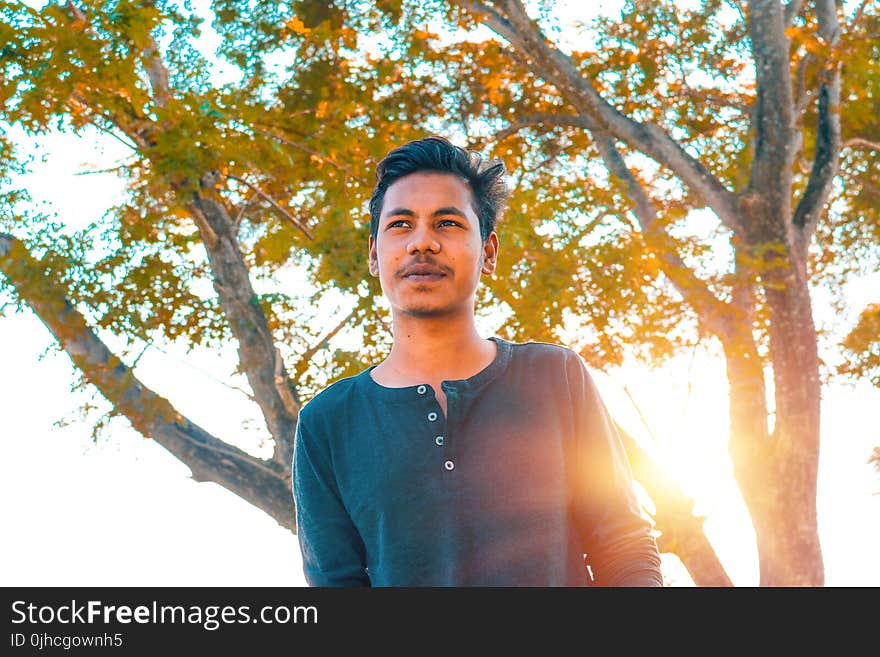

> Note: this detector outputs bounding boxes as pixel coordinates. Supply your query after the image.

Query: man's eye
[388,220,408,228]
[439,219,460,227]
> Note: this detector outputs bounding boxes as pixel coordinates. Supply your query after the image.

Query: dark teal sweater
[293,336,663,586]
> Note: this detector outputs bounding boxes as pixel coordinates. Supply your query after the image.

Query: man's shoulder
[298,369,369,425]
[503,338,594,392]
[508,338,581,367]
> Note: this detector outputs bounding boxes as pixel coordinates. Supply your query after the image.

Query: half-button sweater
[292,336,663,586]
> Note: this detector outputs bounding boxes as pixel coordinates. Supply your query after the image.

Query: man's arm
[565,352,664,587]
[293,414,371,586]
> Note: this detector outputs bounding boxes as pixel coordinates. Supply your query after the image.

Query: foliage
[838,303,880,386]
[0,0,439,391]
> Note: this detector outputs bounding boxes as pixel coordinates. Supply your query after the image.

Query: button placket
[439,383,457,473]
[417,385,449,470]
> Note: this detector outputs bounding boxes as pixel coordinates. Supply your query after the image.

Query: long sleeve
[293,413,371,587]
[565,352,664,587]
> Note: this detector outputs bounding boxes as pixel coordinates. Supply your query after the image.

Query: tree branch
[142,34,171,109]
[494,110,736,340]
[676,82,752,114]
[62,5,159,150]
[615,423,733,587]
[251,125,351,173]
[274,346,301,417]
[226,174,315,240]
[745,0,796,226]
[454,0,743,235]
[493,112,590,142]
[0,233,295,531]
[55,8,301,470]
[232,191,254,235]
[784,0,805,26]
[590,127,736,340]
[68,92,154,151]
[843,137,880,152]
[849,0,870,28]
[292,306,359,379]
[71,0,172,111]
[184,182,300,470]
[792,0,842,260]
[66,0,86,23]
[455,0,516,40]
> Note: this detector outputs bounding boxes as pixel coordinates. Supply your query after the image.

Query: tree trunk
[757,275,824,586]
[182,182,301,471]
[0,234,296,530]
[453,0,838,585]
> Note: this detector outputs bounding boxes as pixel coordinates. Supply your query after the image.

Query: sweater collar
[359,336,513,403]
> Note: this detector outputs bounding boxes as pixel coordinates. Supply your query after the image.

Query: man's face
[369,171,498,319]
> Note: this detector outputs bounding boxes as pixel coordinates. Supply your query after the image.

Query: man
[293,136,663,586]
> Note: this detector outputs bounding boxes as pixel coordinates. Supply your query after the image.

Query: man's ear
[368,234,379,277]
[481,232,499,275]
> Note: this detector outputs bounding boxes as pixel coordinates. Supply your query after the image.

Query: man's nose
[407,225,440,254]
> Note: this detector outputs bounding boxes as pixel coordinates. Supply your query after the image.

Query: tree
[407,0,876,585]
[2,1,877,587]
[0,0,438,527]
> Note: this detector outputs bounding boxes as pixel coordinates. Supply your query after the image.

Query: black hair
[369,136,509,243]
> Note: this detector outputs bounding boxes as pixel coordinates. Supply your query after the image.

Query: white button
[444,460,455,470]
[427,412,438,421]
[435,435,444,446]
[417,385,426,394]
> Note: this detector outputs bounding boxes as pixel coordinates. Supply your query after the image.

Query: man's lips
[401,264,447,279]
[403,272,445,282]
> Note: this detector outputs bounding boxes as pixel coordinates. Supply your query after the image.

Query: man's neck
[380,312,495,382]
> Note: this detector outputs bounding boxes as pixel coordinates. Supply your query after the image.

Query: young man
[293,136,663,586]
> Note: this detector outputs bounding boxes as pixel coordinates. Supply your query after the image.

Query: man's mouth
[404,273,445,281]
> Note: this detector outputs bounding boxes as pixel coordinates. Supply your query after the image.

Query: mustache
[397,257,450,277]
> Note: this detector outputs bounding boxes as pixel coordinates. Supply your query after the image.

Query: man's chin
[397,303,457,319]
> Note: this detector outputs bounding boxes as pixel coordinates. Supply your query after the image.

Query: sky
[2,0,878,588]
